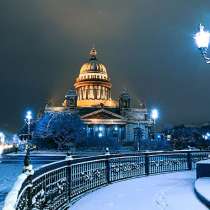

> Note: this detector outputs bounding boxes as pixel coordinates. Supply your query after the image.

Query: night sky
[1,0,210,132]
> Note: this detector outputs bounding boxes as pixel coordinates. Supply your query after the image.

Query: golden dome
[74,48,117,108]
[79,48,108,76]
[80,63,107,75]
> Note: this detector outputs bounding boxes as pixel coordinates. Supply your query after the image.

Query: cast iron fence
[9,150,210,210]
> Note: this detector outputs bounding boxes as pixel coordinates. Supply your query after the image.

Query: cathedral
[45,48,153,144]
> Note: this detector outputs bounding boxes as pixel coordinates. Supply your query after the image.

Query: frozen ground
[71,171,208,210]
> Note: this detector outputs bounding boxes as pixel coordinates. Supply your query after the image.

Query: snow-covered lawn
[70,171,208,210]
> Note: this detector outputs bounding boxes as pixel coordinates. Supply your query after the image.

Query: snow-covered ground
[0,163,23,210]
[0,162,42,210]
[71,171,208,210]
[195,177,210,204]
[0,154,63,210]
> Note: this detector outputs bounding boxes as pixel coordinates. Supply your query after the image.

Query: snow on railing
[3,173,28,210]
[3,164,34,210]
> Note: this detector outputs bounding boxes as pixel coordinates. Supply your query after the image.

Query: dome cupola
[74,48,117,108]
[79,48,108,78]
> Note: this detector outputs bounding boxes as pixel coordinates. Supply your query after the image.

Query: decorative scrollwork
[81,172,90,181]
[81,169,104,182]
[32,189,46,209]
[150,159,186,168]
[31,178,67,210]
[13,152,210,210]
[111,161,144,175]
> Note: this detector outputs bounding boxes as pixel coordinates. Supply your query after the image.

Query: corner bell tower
[63,89,77,110]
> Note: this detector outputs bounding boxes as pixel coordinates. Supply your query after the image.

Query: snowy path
[70,171,208,210]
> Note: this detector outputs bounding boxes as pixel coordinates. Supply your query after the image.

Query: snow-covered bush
[33,111,85,150]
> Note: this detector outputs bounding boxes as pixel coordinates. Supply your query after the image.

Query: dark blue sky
[0,0,210,131]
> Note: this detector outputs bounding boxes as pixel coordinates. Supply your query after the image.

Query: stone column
[85,86,88,100]
[105,88,108,100]
[98,86,101,99]
[90,85,94,99]
[78,88,81,100]
[87,86,90,99]
[97,86,100,99]
[102,87,106,99]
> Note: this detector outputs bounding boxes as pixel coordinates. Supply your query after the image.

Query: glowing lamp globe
[114,126,118,131]
[98,133,103,138]
[26,111,32,121]
[151,109,159,121]
[194,24,210,49]
[99,126,103,132]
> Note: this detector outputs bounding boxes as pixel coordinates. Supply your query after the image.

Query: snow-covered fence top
[4,150,210,210]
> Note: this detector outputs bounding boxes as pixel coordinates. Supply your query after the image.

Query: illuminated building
[45,48,153,143]
[73,48,117,108]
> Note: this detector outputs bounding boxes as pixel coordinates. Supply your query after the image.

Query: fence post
[67,160,72,203]
[105,156,111,184]
[145,153,150,176]
[187,152,192,170]
[27,175,33,210]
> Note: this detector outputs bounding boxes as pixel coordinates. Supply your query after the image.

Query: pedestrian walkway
[70,171,207,210]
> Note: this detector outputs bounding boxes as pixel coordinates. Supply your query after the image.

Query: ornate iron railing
[7,151,210,210]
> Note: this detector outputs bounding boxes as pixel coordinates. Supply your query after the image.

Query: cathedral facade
[45,48,153,144]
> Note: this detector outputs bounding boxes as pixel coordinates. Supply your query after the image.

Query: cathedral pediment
[81,109,125,120]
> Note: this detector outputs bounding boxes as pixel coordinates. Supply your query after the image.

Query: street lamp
[151,109,159,124]
[151,109,159,140]
[194,24,210,63]
[26,111,32,133]
[23,110,33,173]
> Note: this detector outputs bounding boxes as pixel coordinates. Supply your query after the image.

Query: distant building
[45,48,153,144]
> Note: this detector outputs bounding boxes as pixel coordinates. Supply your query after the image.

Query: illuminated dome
[74,48,117,108]
[78,48,109,81]
[80,63,107,74]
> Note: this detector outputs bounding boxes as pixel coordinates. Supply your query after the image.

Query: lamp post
[194,24,210,63]
[151,109,159,140]
[134,124,142,151]
[23,110,33,173]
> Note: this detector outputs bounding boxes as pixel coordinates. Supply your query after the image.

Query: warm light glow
[73,48,117,108]
[77,99,117,108]
[151,109,159,121]
[194,24,210,48]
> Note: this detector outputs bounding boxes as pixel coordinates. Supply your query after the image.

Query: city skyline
[1,0,210,131]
